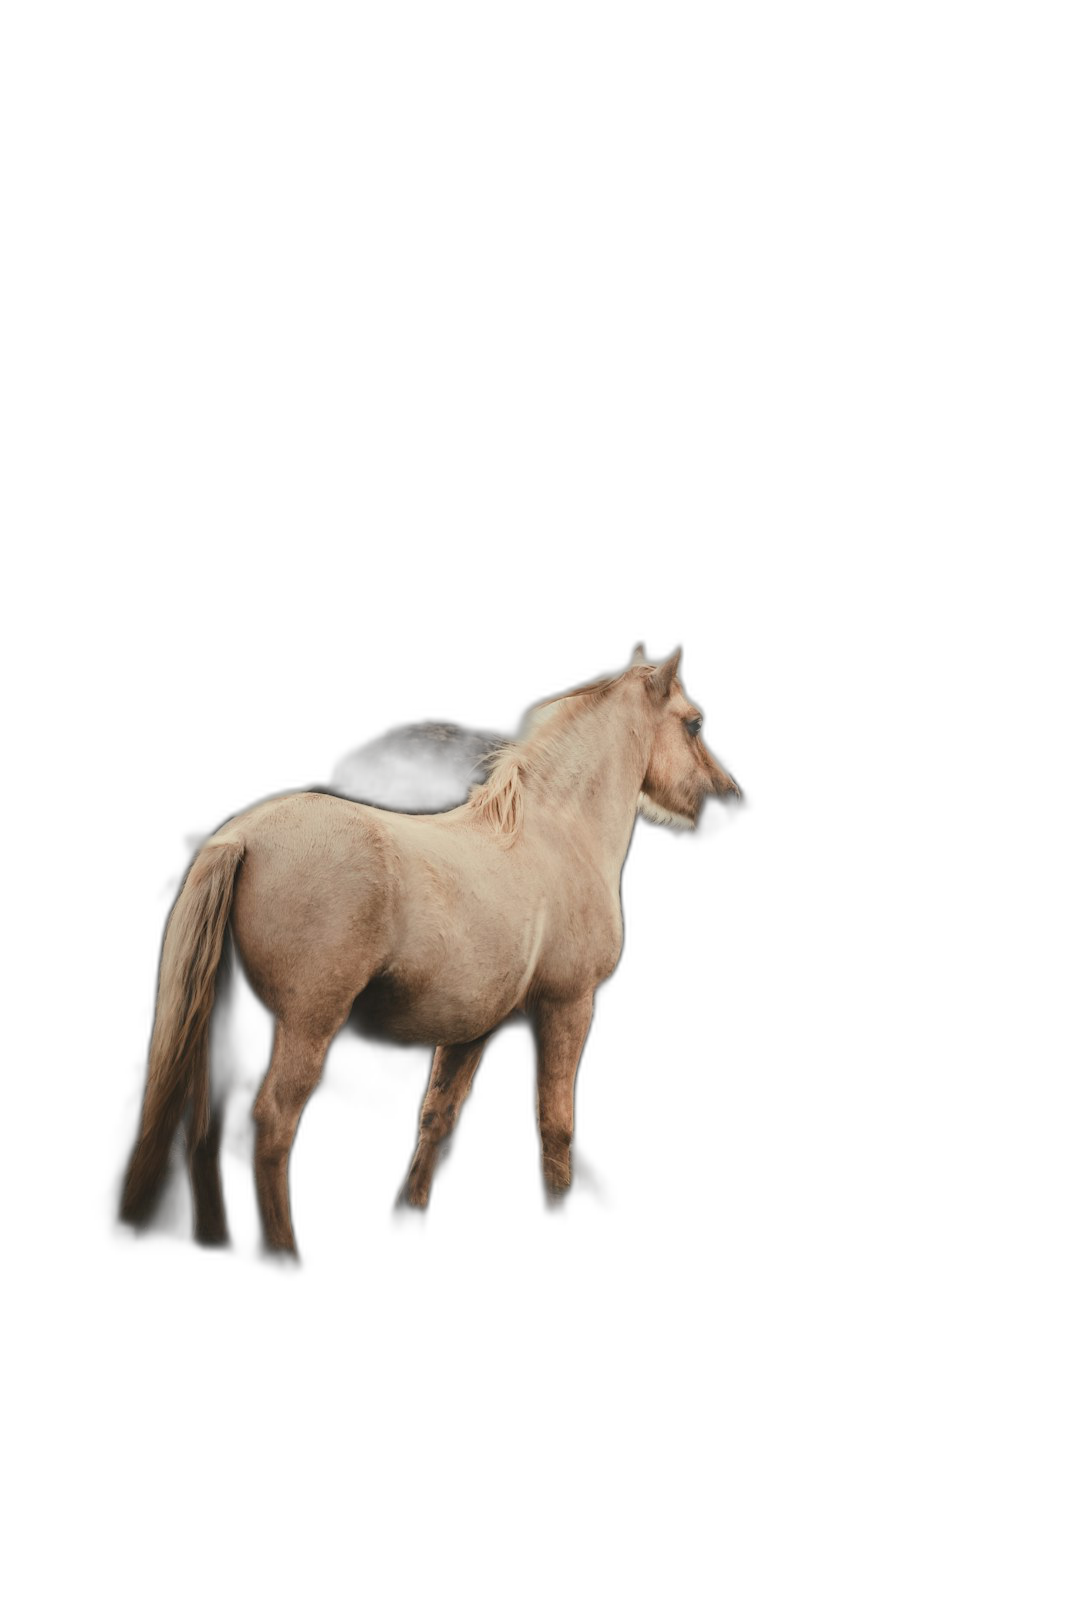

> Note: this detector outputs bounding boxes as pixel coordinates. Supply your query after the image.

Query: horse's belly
[350,968,519,1047]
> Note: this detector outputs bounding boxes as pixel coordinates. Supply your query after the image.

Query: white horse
[121,647,740,1252]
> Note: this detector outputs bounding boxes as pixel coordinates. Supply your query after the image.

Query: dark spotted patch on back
[330,723,509,813]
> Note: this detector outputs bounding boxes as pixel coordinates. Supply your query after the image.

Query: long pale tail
[120,838,244,1227]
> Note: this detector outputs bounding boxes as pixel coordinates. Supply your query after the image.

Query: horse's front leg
[532,992,594,1195]
[402,1035,489,1208]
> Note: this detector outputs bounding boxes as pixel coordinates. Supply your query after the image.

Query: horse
[119,646,741,1255]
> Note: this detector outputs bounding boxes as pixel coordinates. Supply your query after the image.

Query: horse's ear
[631,642,647,666]
[647,647,681,700]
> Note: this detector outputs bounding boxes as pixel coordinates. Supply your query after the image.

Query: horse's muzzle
[696,780,738,835]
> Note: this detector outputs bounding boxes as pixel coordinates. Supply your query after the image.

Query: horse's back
[225,792,398,1017]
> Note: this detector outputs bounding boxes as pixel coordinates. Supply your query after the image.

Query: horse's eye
[685,717,702,737]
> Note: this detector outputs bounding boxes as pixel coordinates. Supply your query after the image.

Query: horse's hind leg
[190,984,241,1250]
[402,1035,489,1208]
[252,1015,345,1255]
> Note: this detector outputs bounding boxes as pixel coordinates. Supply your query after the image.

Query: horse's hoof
[195,1231,234,1257]
[257,1244,299,1270]
[114,1218,153,1244]
[393,1198,427,1231]
[543,1184,571,1210]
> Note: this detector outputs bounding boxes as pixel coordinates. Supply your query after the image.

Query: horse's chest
[540,885,624,992]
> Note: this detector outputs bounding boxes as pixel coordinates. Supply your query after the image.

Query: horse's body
[226,788,622,1048]
[120,648,740,1255]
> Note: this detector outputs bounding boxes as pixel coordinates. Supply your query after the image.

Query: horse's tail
[120,838,244,1227]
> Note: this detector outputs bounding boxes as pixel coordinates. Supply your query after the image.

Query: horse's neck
[527,691,648,877]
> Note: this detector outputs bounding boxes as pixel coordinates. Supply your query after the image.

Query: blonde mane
[467,749,526,841]
[466,671,633,843]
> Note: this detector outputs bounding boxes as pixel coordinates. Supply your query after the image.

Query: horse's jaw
[637,793,696,835]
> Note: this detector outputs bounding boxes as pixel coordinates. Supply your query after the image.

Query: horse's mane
[468,750,526,841]
[467,671,631,843]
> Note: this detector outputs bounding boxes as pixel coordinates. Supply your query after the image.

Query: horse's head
[634,646,741,828]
